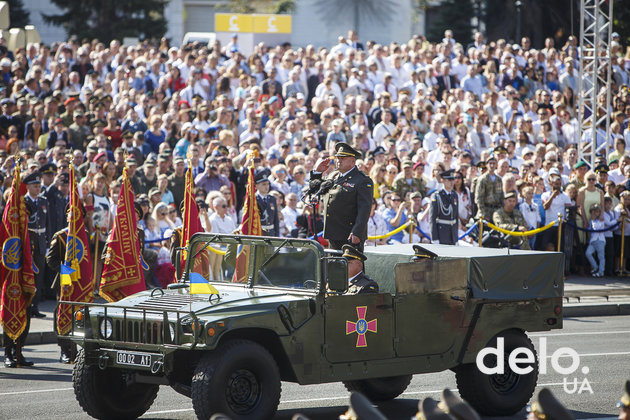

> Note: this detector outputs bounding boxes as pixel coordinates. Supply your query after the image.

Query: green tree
[7,0,30,28]
[42,0,167,43]
[426,0,474,46]
[218,0,295,14]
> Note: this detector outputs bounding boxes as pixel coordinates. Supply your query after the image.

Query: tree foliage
[218,0,295,14]
[42,0,167,43]
[7,0,30,28]
[426,0,474,46]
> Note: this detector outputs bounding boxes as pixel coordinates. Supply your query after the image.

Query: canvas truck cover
[363,244,564,300]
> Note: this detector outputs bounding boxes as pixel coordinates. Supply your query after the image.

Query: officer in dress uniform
[23,171,50,318]
[342,244,379,294]
[475,155,503,220]
[255,172,280,236]
[41,163,67,299]
[430,169,459,245]
[310,143,373,252]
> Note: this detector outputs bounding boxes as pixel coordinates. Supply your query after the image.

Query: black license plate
[116,351,155,367]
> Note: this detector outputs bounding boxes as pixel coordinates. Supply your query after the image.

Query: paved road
[0,315,628,420]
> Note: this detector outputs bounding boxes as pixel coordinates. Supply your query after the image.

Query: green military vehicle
[58,234,564,420]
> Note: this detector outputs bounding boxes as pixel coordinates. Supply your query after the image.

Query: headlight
[99,318,113,339]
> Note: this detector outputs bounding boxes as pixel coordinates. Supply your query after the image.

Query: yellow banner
[253,15,292,33]
[215,13,253,33]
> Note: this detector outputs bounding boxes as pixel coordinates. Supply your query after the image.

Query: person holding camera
[194,156,231,195]
[384,192,409,244]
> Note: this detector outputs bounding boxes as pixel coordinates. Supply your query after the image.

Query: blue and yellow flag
[189,272,219,295]
[60,263,75,286]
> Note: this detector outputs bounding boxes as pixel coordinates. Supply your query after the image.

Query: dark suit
[436,75,457,100]
[430,188,459,245]
[306,74,322,106]
[368,106,397,130]
[261,78,282,96]
[310,166,372,251]
[25,194,51,308]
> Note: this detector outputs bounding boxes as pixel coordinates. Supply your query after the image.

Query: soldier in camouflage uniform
[475,156,503,221]
[492,191,531,250]
[392,160,426,199]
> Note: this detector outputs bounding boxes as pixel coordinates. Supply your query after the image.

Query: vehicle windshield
[187,236,320,291]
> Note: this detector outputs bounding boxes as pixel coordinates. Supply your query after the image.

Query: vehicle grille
[112,318,165,344]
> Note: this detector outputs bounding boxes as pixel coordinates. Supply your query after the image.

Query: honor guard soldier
[255,172,280,236]
[342,244,379,295]
[45,203,83,363]
[23,171,50,318]
[527,388,574,420]
[618,380,630,420]
[41,163,67,298]
[493,191,531,249]
[310,143,373,251]
[475,155,503,221]
[430,169,459,245]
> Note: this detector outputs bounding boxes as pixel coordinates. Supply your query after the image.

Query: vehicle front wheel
[455,329,538,416]
[343,374,412,401]
[191,339,281,420]
[73,349,159,420]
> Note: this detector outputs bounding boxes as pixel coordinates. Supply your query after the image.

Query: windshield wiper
[259,239,290,270]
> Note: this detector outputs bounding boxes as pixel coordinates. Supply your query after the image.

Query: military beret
[618,380,630,408]
[23,171,41,185]
[439,388,481,420]
[440,169,456,180]
[413,161,425,170]
[64,97,78,106]
[531,388,573,420]
[93,152,106,162]
[334,142,361,159]
[574,160,588,170]
[342,244,366,262]
[504,191,517,200]
[40,163,57,174]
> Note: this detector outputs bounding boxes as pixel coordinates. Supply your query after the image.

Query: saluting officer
[310,143,373,251]
[342,244,379,294]
[255,172,280,236]
[24,171,50,318]
[430,169,459,245]
[41,163,67,234]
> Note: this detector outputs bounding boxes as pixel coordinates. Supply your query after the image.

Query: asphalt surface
[0,315,628,420]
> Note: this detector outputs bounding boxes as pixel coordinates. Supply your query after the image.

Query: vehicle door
[323,293,394,363]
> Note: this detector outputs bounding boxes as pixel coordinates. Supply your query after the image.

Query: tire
[73,349,159,420]
[191,339,281,420]
[455,329,538,416]
[343,374,412,401]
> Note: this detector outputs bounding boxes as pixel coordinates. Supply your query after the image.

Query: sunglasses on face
[391,198,402,202]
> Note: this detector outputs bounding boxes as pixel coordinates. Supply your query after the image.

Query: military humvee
[58,234,564,420]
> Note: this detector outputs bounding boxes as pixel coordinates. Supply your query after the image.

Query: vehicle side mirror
[327,257,348,293]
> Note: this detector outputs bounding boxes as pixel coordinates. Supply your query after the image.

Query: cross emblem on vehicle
[346,306,377,347]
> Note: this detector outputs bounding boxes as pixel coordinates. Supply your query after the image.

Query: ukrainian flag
[189,272,219,295]
[60,263,75,286]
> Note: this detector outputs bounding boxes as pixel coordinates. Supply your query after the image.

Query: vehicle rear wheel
[191,339,281,420]
[343,374,412,401]
[73,349,159,420]
[455,329,538,416]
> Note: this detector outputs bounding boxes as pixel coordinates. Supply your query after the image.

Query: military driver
[342,244,379,294]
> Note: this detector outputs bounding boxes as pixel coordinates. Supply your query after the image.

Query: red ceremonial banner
[100,168,145,302]
[57,164,93,335]
[234,165,262,283]
[0,165,36,341]
[181,164,209,277]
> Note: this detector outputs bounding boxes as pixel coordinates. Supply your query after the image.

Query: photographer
[384,192,409,244]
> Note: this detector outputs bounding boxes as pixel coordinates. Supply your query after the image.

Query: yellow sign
[215,13,253,33]
[253,15,292,34]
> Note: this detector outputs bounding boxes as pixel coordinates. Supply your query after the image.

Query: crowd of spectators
[3,28,630,288]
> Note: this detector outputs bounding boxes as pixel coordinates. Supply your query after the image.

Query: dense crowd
[2,28,630,290]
